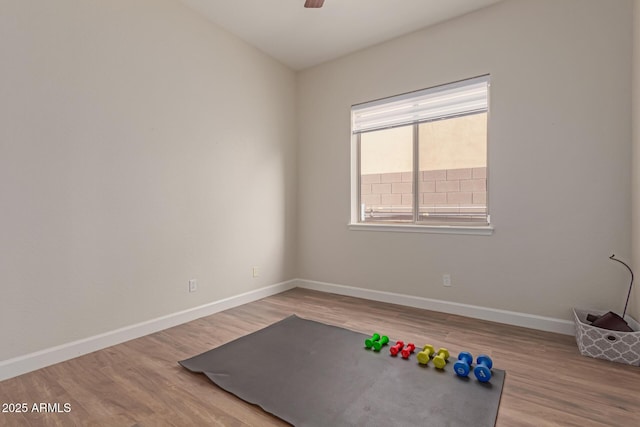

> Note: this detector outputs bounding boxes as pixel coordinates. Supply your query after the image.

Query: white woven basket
[573,308,640,366]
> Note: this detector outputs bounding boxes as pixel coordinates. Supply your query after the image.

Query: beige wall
[420,113,487,171]
[297,0,633,320]
[0,0,297,361]
[360,126,413,174]
[359,113,487,175]
[632,0,640,320]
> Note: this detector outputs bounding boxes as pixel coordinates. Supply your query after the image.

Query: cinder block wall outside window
[361,167,487,214]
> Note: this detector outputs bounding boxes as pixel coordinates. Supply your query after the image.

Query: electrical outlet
[442,274,451,287]
[252,267,259,278]
[189,279,197,293]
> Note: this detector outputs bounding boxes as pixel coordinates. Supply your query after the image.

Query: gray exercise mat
[180,315,505,426]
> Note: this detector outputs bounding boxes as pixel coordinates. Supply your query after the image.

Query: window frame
[349,76,493,235]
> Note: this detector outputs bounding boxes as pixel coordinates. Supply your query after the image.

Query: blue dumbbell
[473,355,493,383]
[453,351,473,377]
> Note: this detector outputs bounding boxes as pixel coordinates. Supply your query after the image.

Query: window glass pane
[360,125,413,223]
[418,112,487,224]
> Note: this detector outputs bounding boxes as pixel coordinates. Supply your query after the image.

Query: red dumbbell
[390,341,405,356]
[401,343,416,359]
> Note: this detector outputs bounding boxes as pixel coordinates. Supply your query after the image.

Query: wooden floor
[1,288,639,426]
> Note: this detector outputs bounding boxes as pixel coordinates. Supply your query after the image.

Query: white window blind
[352,75,489,134]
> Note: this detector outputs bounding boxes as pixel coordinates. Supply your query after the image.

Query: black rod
[609,254,634,318]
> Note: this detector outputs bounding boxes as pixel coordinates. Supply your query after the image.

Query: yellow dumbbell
[417,344,435,365]
[433,348,450,369]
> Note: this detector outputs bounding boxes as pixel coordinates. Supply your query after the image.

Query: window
[350,75,490,232]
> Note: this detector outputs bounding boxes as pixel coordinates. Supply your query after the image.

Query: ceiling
[177,0,503,70]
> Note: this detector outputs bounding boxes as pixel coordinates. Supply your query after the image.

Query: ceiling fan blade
[304,0,324,8]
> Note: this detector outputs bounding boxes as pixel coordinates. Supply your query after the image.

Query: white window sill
[348,222,494,236]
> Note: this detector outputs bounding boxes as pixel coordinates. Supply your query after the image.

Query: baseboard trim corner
[0,279,297,382]
[296,279,575,336]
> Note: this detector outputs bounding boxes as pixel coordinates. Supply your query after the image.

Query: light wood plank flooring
[1,288,639,426]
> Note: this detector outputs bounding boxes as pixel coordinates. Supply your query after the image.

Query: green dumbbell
[433,348,450,369]
[372,335,389,351]
[417,344,435,365]
[365,333,381,349]
[365,333,389,351]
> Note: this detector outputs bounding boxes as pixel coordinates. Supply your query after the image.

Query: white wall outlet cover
[442,274,451,287]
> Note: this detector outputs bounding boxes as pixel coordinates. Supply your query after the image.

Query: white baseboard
[0,280,297,382]
[1,278,575,382]
[295,279,576,336]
